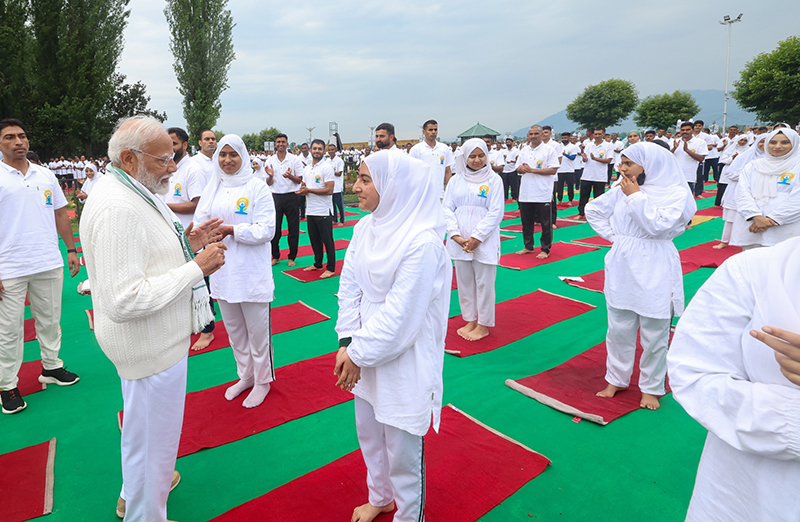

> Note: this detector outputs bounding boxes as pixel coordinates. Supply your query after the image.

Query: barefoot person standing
[299,139,336,279]
[515,125,559,259]
[334,149,451,522]
[586,142,695,410]
[443,139,504,341]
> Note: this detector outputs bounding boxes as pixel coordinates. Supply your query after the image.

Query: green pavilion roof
[457,122,500,138]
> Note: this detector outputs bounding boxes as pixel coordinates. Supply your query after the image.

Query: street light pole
[720,13,743,132]
[305,127,315,145]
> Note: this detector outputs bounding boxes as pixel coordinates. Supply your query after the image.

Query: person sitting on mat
[334,149,451,522]
[443,138,504,342]
[194,134,277,408]
[668,236,800,522]
[586,142,695,410]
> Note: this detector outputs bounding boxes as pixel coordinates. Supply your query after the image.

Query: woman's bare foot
[191,332,214,351]
[319,270,336,279]
[287,259,296,267]
[515,248,535,255]
[596,383,623,398]
[352,501,395,522]
[535,251,550,259]
[271,258,278,266]
[303,265,323,272]
[464,324,489,341]
[712,242,728,249]
[457,321,477,339]
[640,393,660,410]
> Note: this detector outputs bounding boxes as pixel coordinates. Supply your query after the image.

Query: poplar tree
[164,0,236,142]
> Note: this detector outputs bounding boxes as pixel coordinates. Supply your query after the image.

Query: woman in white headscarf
[76,163,100,201]
[194,134,277,408]
[442,138,504,341]
[251,157,266,182]
[586,142,696,410]
[334,149,451,522]
[732,128,800,249]
[713,134,761,249]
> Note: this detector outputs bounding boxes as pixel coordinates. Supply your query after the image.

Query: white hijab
[454,138,493,184]
[350,150,446,302]
[726,134,767,181]
[619,142,696,222]
[197,134,254,217]
[749,128,800,206]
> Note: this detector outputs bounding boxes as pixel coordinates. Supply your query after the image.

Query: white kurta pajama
[336,150,451,522]
[720,136,763,243]
[668,237,800,522]
[195,135,277,388]
[586,143,695,395]
[732,162,800,248]
[443,140,505,327]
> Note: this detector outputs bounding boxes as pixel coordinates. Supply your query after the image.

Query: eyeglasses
[130,148,174,167]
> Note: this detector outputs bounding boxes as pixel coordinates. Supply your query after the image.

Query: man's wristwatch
[67,249,77,253]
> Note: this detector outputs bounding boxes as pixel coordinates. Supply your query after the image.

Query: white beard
[136,162,170,196]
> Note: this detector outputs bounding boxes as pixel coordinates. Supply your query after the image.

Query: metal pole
[723,22,731,132]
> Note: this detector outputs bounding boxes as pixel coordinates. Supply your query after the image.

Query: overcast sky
[118,0,799,144]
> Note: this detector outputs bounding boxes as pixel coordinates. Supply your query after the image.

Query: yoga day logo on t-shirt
[44,190,53,205]
[173,183,182,197]
[314,175,321,184]
[235,197,250,215]
[477,185,490,198]
[535,160,543,169]
[778,172,795,185]
[439,156,445,165]
[598,151,605,159]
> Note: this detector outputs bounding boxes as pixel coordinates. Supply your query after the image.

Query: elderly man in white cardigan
[81,116,226,522]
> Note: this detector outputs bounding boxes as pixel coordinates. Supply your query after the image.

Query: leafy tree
[566,78,639,129]
[165,0,235,143]
[242,127,281,151]
[732,35,800,124]
[0,0,34,121]
[103,73,167,124]
[634,91,701,130]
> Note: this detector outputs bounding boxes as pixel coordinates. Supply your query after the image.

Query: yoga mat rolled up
[209,404,550,521]
[499,242,598,270]
[445,290,595,357]
[0,438,56,522]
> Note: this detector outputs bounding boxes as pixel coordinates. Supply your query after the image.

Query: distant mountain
[511,89,758,137]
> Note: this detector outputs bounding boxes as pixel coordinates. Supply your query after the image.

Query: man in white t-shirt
[325,142,347,224]
[297,142,313,219]
[673,121,708,195]
[557,132,580,203]
[654,129,670,148]
[501,137,519,200]
[267,133,305,266]
[191,129,217,186]
[0,118,81,414]
[298,139,336,278]
[408,119,454,201]
[691,120,714,196]
[578,127,614,219]
[515,125,560,259]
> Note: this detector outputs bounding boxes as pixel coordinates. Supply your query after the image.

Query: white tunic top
[162,155,207,229]
[586,187,687,318]
[668,239,800,522]
[194,178,276,303]
[442,172,504,265]
[732,162,800,247]
[336,232,451,437]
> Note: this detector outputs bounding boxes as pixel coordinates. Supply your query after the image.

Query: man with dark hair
[578,127,613,219]
[515,125,559,259]
[297,142,312,219]
[556,132,579,203]
[0,118,81,414]
[691,120,715,197]
[325,140,346,224]
[409,122,454,199]
[501,137,519,200]
[673,122,708,195]
[192,129,217,184]
[644,130,656,142]
[267,133,305,266]
[375,123,395,150]
[299,139,336,278]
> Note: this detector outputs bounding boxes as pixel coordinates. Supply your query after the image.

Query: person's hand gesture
[450,235,468,247]
[334,347,361,392]
[186,218,223,252]
[619,175,640,196]
[751,326,800,386]
[463,237,482,252]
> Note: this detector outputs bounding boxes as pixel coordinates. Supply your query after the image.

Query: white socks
[243,383,271,408]
[224,379,253,401]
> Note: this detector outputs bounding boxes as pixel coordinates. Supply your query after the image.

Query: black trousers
[556,172,575,201]
[332,192,345,223]
[578,180,606,217]
[271,193,301,260]
[501,171,519,200]
[519,201,552,253]
[307,214,336,271]
[694,163,705,196]
[703,157,720,183]
[607,163,614,184]
[574,168,583,185]
[299,196,306,218]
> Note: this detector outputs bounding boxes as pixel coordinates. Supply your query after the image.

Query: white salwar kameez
[668,237,800,522]
[586,143,694,394]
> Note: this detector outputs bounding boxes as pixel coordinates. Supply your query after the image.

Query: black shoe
[39,367,80,386]
[1,388,27,414]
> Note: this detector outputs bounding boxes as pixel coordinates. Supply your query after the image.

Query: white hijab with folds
[749,128,800,206]
[726,134,766,180]
[619,142,696,222]
[454,138,493,184]
[352,150,446,302]
[197,134,255,217]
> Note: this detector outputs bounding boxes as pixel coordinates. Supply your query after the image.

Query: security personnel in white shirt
[501,137,519,200]
[408,119,454,202]
[191,129,217,186]
[673,122,708,195]
[579,127,614,218]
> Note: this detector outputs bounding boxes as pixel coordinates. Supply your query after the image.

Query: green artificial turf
[2,185,725,521]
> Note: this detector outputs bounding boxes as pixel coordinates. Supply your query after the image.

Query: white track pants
[217,300,275,385]
[454,260,496,327]
[605,305,670,395]
[0,267,64,390]
[355,397,425,522]
[120,355,187,522]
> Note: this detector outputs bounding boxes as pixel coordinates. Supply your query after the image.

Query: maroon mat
[445,290,595,357]
[17,360,47,396]
[0,439,56,522]
[501,220,582,233]
[679,241,742,272]
[24,318,36,342]
[695,206,722,217]
[280,239,349,259]
[499,242,598,270]
[119,353,351,458]
[572,235,612,247]
[209,404,550,522]
[506,339,671,425]
[556,201,579,209]
[282,260,344,282]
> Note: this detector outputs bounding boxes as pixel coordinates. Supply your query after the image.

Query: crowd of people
[2,112,800,522]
